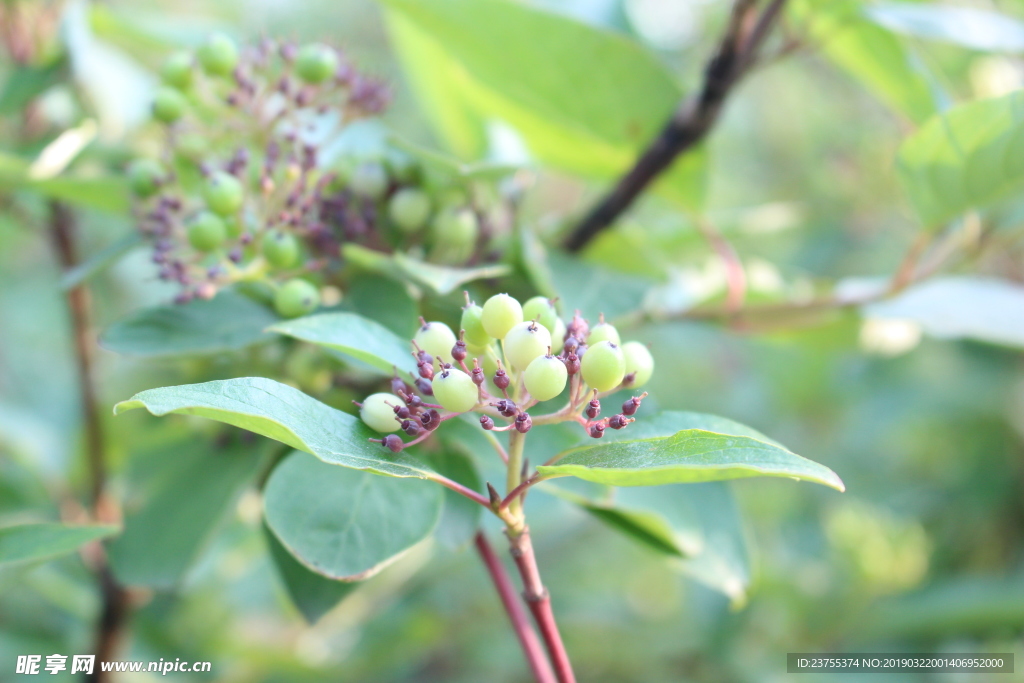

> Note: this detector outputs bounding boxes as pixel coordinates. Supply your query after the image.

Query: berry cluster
[129,35,516,315]
[357,293,654,452]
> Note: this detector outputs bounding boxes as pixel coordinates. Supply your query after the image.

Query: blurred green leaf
[60,232,142,290]
[107,438,268,588]
[538,411,844,490]
[0,523,118,570]
[531,246,655,321]
[865,3,1024,52]
[382,0,706,209]
[793,0,941,124]
[0,150,130,214]
[427,448,483,551]
[264,523,359,624]
[347,274,419,339]
[100,291,278,357]
[269,312,418,375]
[0,60,65,115]
[393,253,511,296]
[114,378,439,479]
[897,91,1024,227]
[390,136,519,181]
[864,276,1024,348]
[263,451,442,580]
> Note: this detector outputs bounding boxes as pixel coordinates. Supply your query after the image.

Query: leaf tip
[112,398,142,416]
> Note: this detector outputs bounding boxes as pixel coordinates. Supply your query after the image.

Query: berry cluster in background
[358,292,654,452]
[128,34,519,315]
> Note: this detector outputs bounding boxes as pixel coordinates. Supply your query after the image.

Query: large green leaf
[114,377,438,479]
[381,0,706,210]
[538,411,844,490]
[0,523,118,569]
[263,452,442,580]
[269,312,417,375]
[107,437,268,588]
[101,291,279,357]
[792,0,940,124]
[897,91,1024,227]
[264,523,359,623]
[865,3,1024,53]
[347,274,418,339]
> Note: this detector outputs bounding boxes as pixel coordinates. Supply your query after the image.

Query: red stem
[474,532,556,683]
[507,526,576,683]
[429,473,491,508]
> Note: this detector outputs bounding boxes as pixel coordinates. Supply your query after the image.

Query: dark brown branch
[564,0,789,252]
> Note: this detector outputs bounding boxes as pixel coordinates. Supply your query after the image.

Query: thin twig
[696,216,747,314]
[564,0,789,252]
[427,473,492,508]
[474,532,557,683]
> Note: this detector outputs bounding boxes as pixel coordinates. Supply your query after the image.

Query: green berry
[203,171,244,216]
[461,303,491,348]
[588,319,621,346]
[524,354,567,402]
[522,296,559,332]
[481,293,523,340]
[223,216,243,238]
[414,320,457,366]
[431,207,478,247]
[432,368,478,413]
[128,159,165,198]
[360,392,400,433]
[198,33,238,77]
[160,51,194,89]
[263,231,300,268]
[274,279,320,318]
[187,212,227,252]
[622,341,654,387]
[350,161,389,200]
[295,43,338,84]
[581,340,625,392]
[175,132,207,163]
[152,87,187,123]
[388,188,431,233]
[503,321,551,371]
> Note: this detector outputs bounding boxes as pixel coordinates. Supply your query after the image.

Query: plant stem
[474,532,557,683]
[48,201,128,683]
[506,429,526,520]
[507,526,576,683]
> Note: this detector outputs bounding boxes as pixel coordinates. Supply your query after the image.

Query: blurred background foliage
[2,0,1024,681]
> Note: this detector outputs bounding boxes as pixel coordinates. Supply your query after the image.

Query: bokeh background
[2,0,1024,681]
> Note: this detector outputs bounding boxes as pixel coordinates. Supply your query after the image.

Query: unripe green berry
[263,231,300,268]
[203,171,244,216]
[481,293,523,340]
[175,132,207,163]
[581,340,625,392]
[388,188,431,234]
[503,321,551,371]
[432,368,478,413]
[160,51,194,89]
[522,296,559,332]
[152,87,187,123]
[588,320,621,346]
[350,161,389,200]
[524,354,567,402]
[128,159,165,198]
[622,341,654,387]
[274,279,320,318]
[223,216,243,238]
[414,320,457,366]
[295,43,338,84]
[461,303,491,348]
[431,207,478,248]
[198,33,238,77]
[187,212,227,252]
[360,392,400,433]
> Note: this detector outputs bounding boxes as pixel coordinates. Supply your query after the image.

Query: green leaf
[865,3,1024,53]
[864,276,1024,348]
[393,252,511,296]
[0,150,130,214]
[264,523,359,624]
[538,411,844,490]
[347,274,419,339]
[792,0,940,124]
[390,136,519,181]
[0,523,119,569]
[60,232,142,290]
[100,291,279,357]
[114,377,438,479]
[0,60,66,115]
[381,0,706,209]
[546,250,655,322]
[107,437,268,588]
[269,311,417,375]
[897,91,1024,227]
[427,448,483,550]
[263,451,442,580]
